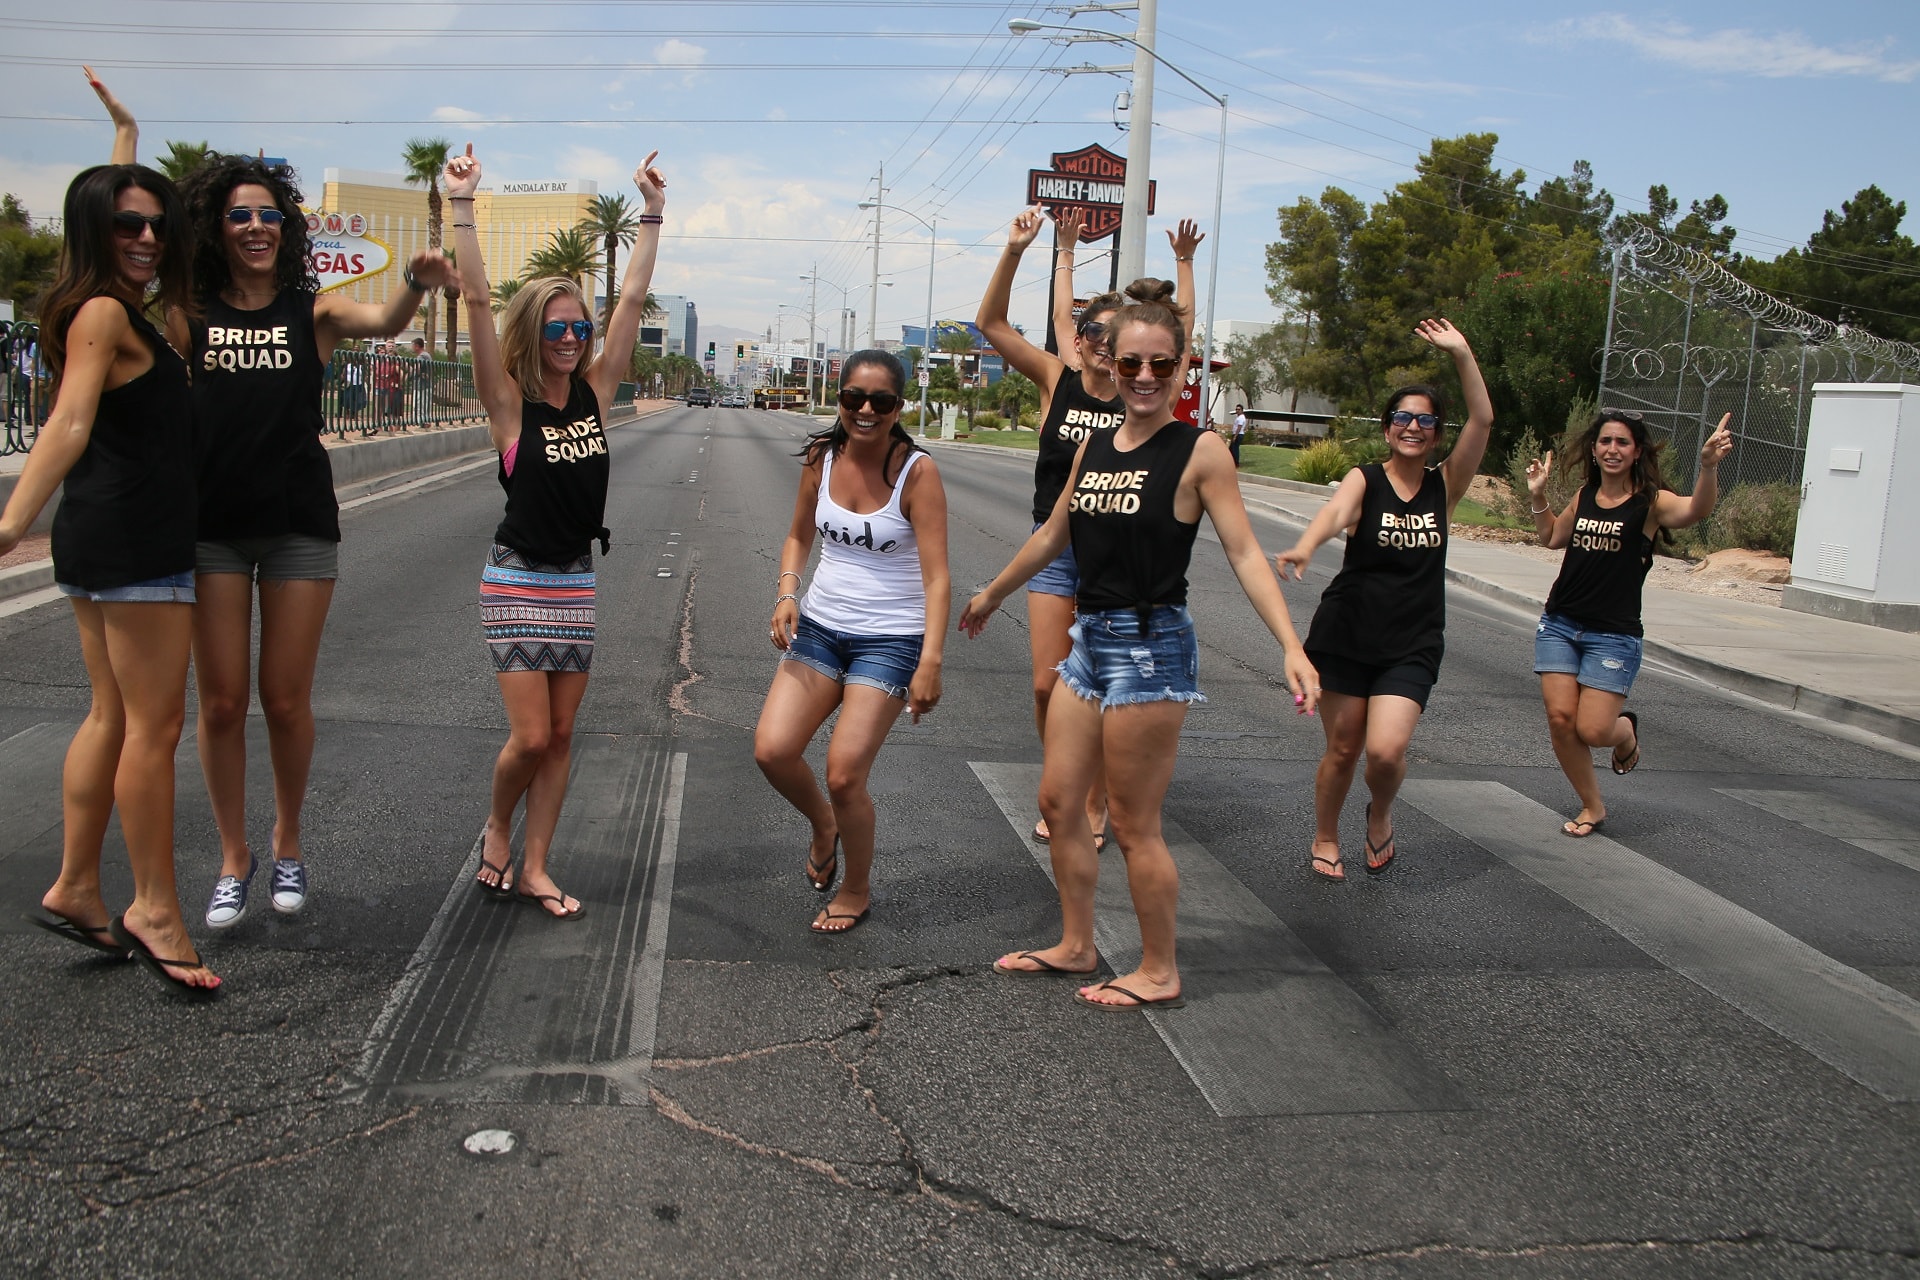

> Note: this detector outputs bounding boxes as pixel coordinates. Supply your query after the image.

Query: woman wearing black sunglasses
[975,204,1200,852]
[0,152,221,993]
[1274,319,1493,881]
[755,351,950,933]
[961,302,1315,1007]
[445,143,666,919]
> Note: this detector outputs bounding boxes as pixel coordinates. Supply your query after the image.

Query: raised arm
[975,206,1065,394]
[0,299,126,554]
[84,66,137,165]
[1168,219,1204,352]
[442,144,518,451]
[1421,318,1494,509]
[1524,449,1578,549]
[902,456,949,723]
[1274,464,1367,580]
[1050,207,1086,372]
[315,250,456,356]
[1654,414,1733,530]
[589,151,666,408]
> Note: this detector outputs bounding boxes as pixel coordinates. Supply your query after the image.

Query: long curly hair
[799,348,920,484]
[177,153,317,305]
[39,164,193,383]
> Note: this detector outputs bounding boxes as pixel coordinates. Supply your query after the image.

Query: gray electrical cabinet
[1783,383,1920,632]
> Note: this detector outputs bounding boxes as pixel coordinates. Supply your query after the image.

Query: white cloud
[431,106,488,124]
[1543,14,1920,82]
[654,39,708,67]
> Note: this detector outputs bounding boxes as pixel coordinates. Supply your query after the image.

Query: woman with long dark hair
[974,204,1200,849]
[1275,320,1493,881]
[0,160,219,993]
[1525,410,1733,836]
[755,350,950,933]
[445,143,665,918]
[162,140,455,930]
[961,301,1315,1006]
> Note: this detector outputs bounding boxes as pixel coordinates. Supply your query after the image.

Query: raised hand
[1008,205,1044,252]
[1700,413,1734,467]
[405,249,457,291]
[443,143,481,200]
[1168,218,1204,260]
[1052,205,1087,246]
[1525,450,1554,499]
[1413,317,1470,355]
[83,65,134,131]
[632,150,666,213]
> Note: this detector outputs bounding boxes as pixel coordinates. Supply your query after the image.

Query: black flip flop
[1310,852,1346,882]
[1563,816,1606,838]
[25,912,131,958]
[516,890,585,921]
[993,949,1100,976]
[805,835,840,893]
[1363,801,1396,875]
[1612,711,1641,775]
[108,916,220,998]
[475,852,518,900]
[1074,980,1185,1010]
[810,906,869,934]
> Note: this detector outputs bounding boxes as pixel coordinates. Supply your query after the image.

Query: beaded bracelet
[775,592,799,606]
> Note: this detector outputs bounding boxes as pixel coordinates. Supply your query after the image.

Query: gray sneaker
[205,854,257,930]
[271,858,308,914]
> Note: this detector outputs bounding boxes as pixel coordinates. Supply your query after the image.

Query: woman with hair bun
[1525,409,1732,836]
[0,152,219,993]
[975,204,1201,850]
[1275,320,1493,882]
[445,143,665,919]
[754,349,950,934]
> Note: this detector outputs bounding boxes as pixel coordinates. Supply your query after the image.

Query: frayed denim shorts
[1057,604,1206,710]
[1026,522,1078,598]
[783,614,924,701]
[58,570,196,604]
[1533,611,1643,696]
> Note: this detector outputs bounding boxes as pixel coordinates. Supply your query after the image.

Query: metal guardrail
[1,322,46,458]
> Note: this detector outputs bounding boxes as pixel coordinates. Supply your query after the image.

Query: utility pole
[867,166,885,348]
[1116,0,1156,285]
[805,264,819,409]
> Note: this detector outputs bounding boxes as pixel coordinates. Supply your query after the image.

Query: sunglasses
[1598,407,1644,422]
[224,206,286,227]
[1113,354,1182,380]
[110,211,166,238]
[1389,410,1440,431]
[838,387,902,415]
[542,319,594,342]
[1077,319,1111,342]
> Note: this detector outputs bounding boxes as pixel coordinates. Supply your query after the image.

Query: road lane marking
[355,742,687,1105]
[1716,788,1920,874]
[1401,780,1920,1101]
[970,762,1465,1118]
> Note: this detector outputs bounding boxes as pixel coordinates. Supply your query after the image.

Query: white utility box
[1783,383,1920,632]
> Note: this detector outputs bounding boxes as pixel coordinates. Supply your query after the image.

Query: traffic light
[735,343,746,360]
[706,342,716,359]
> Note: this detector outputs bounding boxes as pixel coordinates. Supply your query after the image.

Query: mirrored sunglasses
[542,319,594,342]
[1389,410,1440,431]
[838,387,902,414]
[224,206,286,226]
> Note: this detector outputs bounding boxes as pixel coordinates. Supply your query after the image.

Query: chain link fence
[1597,225,1920,491]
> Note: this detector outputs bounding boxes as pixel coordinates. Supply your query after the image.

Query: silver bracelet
[777,570,800,585]
[775,593,798,605]
[1529,503,1550,515]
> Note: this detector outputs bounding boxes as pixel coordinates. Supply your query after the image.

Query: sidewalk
[1235,473,1920,748]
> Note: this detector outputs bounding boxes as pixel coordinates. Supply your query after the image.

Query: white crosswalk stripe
[1717,788,1920,874]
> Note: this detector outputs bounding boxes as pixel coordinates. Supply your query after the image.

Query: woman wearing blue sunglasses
[445,143,666,919]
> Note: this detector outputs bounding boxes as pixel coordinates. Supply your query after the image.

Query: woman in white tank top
[754,351,951,934]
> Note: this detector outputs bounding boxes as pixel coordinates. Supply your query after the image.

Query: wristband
[778,570,800,584]
[775,593,798,606]
[403,267,426,292]
[1175,256,1193,262]
[451,221,476,229]
[638,213,664,225]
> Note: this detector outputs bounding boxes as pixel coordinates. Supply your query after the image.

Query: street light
[800,271,873,401]
[1010,18,1228,434]
[859,201,938,438]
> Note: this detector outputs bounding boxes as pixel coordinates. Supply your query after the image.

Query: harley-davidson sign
[1026,143,1156,242]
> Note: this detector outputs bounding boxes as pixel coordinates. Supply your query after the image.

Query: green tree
[490,276,523,313]
[992,368,1038,422]
[0,194,27,229]
[525,227,599,293]
[1613,183,1736,259]
[1453,265,1609,465]
[578,194,640,322]
[401,137,453,347]
[0,213,62,314]
[1524,159,1614,238]
[154,140,210,182]
[1739,185,1920,343]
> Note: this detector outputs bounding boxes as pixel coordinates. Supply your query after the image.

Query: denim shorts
[1057,604,1206,710]
[782,614,924,701]
[197,534,340,581]
[1026,522,1078,598]
[1533,611,1643,696]
[57,570,196,604]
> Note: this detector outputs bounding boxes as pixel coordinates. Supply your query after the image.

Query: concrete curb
[0,405,667,606]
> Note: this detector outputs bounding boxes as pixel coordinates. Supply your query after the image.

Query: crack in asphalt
[1220,1231,1920,1276]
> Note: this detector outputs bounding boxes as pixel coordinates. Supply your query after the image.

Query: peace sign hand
[1524,450,1554,499]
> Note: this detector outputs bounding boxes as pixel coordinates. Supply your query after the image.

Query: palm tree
[154,140,210,182]
[490,276,523,313]
[441,245,459,362]
[400,137,453,347]
[525,227,599,294]
[577,194,640,321]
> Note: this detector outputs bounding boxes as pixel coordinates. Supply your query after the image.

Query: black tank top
[1305,463,1449,671]
[1033,368,1122,522]
[493,378,610,564]
[189,290,337,542]
[51,300,197,590]
[1068,422,1203,615]
[1544,485,1655,636]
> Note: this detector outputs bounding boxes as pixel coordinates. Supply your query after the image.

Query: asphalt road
[1,405,1916,1278]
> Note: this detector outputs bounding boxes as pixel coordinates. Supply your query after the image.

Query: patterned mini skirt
[479,543,595,673]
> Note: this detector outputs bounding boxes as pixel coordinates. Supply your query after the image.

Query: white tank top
[801,447,927,634]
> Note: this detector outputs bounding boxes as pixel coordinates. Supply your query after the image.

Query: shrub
[974,411,1006,430]
[1293,439,1353,486]
[1698,481,1800,555]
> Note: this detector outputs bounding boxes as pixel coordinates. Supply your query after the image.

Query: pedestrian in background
[1276,319,1493,882]
[755,349,949,934]
[1525,409,1734,836]
[1231,404,1248,468]
[447,143,666,920]
[0,157,219,994]
[962,299,1316,1008]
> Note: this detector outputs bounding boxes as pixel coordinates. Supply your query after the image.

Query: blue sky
[4,2,1917,345]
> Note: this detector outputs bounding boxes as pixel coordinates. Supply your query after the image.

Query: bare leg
[1360,694,1423,867]
[515,670,590,915]
[1029,591,1107,842]
[479,669,554,892]
[811,683,911,930]
[1077,700,1187,1006]
[1310,691,1368,879]
[996,684,1105,973]
[1542,673,1605,831]
[254,577,335,863]
[754,661,848,887]
[192,572,255,878]
[41,599,124,932]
